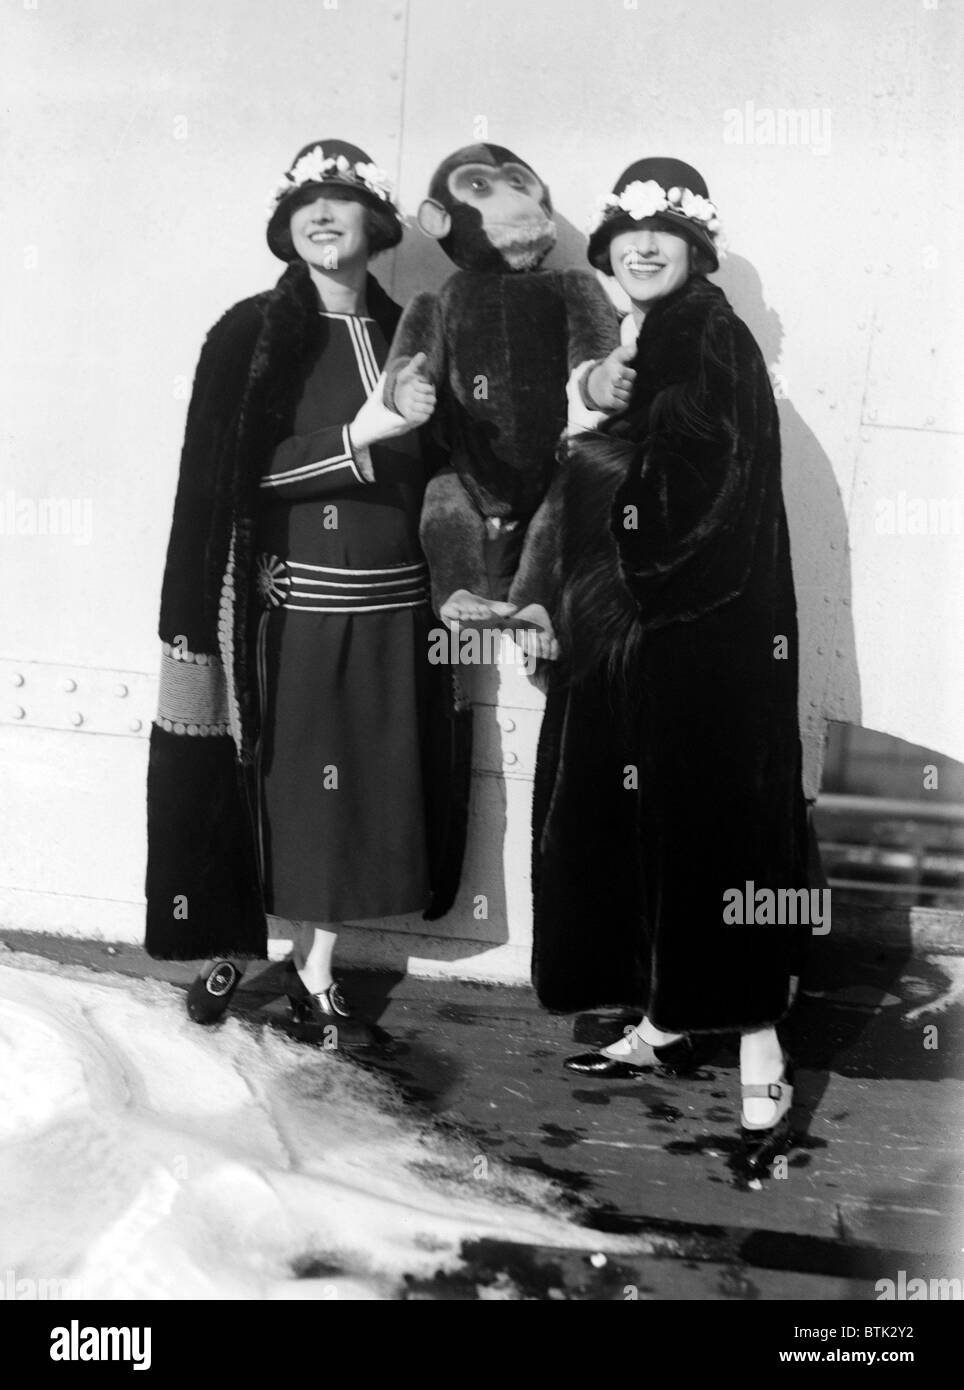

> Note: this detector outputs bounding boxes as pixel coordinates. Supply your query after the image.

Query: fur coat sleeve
[610,282,779,634]
[146,297,270,961]
[159,300,267,654]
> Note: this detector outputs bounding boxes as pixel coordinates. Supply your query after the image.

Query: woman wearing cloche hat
[145,139,465,1035]
[524,156,810,1169]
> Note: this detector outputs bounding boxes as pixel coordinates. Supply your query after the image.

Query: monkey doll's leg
[420,469,516,626]
[502,478,567,663]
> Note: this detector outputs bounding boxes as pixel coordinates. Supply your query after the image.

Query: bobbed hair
[270,184,402,263]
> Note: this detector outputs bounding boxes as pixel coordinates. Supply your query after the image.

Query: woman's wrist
[581,361,604,412]
[346,426,376,482]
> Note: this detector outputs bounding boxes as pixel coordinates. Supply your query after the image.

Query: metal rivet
[71,711,84,727]
[12,705,26,719]
[925,416,935,426]
[816,646,825,655]
[129,718,143,732]
[500,717,516,733]
[62,677,77,693]
[115,683,129,698]
[11,672,24,687]
[504,752,519,766]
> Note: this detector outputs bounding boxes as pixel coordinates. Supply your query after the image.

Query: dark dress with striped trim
[254,309,437,921]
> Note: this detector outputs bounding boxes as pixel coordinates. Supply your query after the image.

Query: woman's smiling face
[289,190,370,270]
[609,222,691,307]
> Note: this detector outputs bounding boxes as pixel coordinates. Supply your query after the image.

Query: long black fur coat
[145,263,467,961]
[531,275,810,1030]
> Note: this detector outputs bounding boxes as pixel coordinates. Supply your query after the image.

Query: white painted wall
[2,0,961,980]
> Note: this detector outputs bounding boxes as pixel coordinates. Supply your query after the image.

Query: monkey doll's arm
[503,276,617,614]
[561,269,620,370]
[383,291,446,412]
[561,269,637,420]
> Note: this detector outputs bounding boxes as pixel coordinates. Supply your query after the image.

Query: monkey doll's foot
[510,604,560,661]
[440,590,517,629]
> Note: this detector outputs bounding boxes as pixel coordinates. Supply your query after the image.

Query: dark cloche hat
[266,138,404,262]
[587,156,725,274]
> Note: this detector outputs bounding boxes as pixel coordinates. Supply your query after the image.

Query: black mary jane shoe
[186,959,245,1024]
[283,961,359,1024]
[564,1031,697,1078]
[740,1058,795,1172]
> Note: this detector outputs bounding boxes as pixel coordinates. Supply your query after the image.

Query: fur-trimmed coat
[531,276,810,1029]
[145,262,468,961]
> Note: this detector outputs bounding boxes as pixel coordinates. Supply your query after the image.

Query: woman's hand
[393,352,437,426]
[587,344,637,412]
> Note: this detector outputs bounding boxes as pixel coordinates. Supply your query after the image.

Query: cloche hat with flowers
[266,138,404,262]
[587,156,726,274]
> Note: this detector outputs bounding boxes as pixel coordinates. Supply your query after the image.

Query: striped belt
[255,553,429,614]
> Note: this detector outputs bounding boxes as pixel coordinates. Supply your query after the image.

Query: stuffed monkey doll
[383,144,622,646]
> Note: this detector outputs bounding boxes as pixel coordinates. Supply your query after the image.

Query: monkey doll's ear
[417,198,452,240]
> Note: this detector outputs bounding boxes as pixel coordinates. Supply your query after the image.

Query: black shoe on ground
[564,1032,697,1077]
[186,960,244,1024]
[283,962,374,1045]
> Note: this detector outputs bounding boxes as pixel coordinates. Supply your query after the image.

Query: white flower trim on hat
[267,144,402,219]
[590,180,727,258]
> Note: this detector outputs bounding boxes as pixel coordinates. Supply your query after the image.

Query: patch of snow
[0,956,639,1299]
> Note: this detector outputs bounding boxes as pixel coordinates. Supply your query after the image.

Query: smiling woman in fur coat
[520,158,811,1166]
[145,140,466,1034]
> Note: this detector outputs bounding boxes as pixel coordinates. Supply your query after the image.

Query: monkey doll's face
[448,162,557,271]
[609,224,691,307]
[289,191,370,272]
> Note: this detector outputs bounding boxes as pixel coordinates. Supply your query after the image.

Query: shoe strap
[741,1080,789,1101]
[206,962,239,996]
[324,984,351,1017]
[306,983,350,1018]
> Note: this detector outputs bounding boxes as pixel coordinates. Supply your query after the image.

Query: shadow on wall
[718,254,862,798]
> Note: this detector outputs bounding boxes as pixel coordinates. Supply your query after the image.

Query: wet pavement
[3,926,962,1301]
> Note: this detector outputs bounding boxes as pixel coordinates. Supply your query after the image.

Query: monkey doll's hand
[440,590,517,630]
[393,352,437,426]
[510,604,559,662]
[587,344,637,412]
